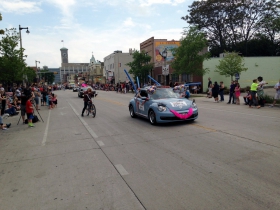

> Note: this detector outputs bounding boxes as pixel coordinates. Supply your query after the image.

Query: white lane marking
[68,102,98,139]
[198,106,280,119]
[97,141,105,146]
[60,112,66,115]
[115,164,129,176]
[42,110,51,146]
[58,107,68,109]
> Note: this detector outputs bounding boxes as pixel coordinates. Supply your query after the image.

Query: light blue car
[128,87,198,125]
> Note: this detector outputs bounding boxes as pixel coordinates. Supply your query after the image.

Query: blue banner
[147,75,161,86]
[137,77,140,88]
[124,69,137,92]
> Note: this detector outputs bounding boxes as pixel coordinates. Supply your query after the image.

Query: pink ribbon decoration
[170,108,193,120]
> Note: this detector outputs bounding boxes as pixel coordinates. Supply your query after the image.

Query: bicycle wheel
[91,104,96,118]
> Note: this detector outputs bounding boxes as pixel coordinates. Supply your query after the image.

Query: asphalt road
[0,89,280,210]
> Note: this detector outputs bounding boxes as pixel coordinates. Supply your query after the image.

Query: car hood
[153,98,192,111]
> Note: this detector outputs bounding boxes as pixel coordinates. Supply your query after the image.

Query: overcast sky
[0,0,192,68]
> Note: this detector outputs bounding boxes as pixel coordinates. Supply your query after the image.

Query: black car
[78,86,94,98]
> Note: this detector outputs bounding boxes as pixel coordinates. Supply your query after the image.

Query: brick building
[140,37,203,87]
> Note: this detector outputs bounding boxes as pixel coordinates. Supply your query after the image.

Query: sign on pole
[162,65,169,75]
[235,73,240,80]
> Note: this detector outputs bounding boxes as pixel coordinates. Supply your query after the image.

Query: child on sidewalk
[52,94,57,108]
[26,95,34,127]
[48,92,53,109]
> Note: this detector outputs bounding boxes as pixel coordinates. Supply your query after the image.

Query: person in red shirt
[26,95,34,127]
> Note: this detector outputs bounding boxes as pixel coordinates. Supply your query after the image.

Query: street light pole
[161,48,167,86]
[35,60,40,84]
[19,25,30,85]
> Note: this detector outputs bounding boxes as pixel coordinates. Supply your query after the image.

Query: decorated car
[128,86,198,125]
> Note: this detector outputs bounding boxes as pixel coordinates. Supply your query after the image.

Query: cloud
[139,0,186,7]
[45,0,76,27]
[0,0,41,14]
[123,17,135,27]
[23,20,183,68]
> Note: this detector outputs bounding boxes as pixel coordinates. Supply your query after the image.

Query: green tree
[0,28,26,85]
[126,50,153,85]
[25,66,36,84]
[215,51,248,80]
[39,66,55,84]
[0,13,4,34]
[182,0,280,56]
[171,26,210,76]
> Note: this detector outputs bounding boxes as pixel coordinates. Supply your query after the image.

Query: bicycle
[85,100,96,118]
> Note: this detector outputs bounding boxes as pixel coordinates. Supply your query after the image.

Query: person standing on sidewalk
[227,81,236,104]
[26,95,35,127]
[212,81,220,102]
[270,79,280,107]
[257,76,267,107]
[219,81,225,101]
[249,79,260,108]
[234,82,241,105]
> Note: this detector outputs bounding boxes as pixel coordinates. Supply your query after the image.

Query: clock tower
[60,47,68,63]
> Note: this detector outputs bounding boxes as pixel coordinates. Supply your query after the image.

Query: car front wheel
[129,105,136,118]
[149,110,157,125]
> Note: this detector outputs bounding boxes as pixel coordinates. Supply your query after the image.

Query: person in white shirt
[257,76,268,107]
[270,79,280,107]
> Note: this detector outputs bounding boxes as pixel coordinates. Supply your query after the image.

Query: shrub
[262,94,274,104]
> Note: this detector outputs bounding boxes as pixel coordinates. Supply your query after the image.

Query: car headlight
[192,102,197,109]
[158,105,166,112]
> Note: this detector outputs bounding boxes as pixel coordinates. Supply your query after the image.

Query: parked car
[128,87,198,125]
[78,86,94,98]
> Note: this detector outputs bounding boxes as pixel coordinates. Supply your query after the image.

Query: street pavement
[0,89,280,210]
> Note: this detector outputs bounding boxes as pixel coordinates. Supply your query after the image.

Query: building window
[181,73,191,83]
[171,74,179,83]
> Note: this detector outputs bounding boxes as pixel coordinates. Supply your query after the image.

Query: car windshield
[149,88,180,99]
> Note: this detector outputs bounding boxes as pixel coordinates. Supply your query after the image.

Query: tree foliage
[215,51,248,80]
[171,26,210,76]
[0,13,4,35]
[25,66,36,83]
[126,50,153,85]
[39,66,55,84]
[182,0,280,56]
[0,28,27,85]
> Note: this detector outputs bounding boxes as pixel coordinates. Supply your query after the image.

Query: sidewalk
[190,88,279,107]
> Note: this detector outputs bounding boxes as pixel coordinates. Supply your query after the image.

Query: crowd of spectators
[206,77,280,108]
[0,83,58,130]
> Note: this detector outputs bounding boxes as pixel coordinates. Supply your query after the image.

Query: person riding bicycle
[81,88,96,117]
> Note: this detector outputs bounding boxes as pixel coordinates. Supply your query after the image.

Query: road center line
[68,101,98,139]
[198,106,280,119]
[42,110,51,146]
[191,124,216,132]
